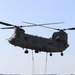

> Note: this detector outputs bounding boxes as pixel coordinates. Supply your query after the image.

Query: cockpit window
[11,34,20,38]
[15,34,20,38]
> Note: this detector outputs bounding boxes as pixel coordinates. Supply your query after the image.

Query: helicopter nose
[8,38,16,44]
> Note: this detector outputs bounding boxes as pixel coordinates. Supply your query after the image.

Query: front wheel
[35,50,39,53]
[24,50,29,54]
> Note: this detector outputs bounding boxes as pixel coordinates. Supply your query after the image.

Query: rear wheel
[50,53,52,56]
[61,52,63,56]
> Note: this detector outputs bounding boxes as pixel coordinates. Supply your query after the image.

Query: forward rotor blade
[0,21,14,26]
[65,27,75,30]
[0,27,14,29]
[23,21,64,26]
[21,25,59,30]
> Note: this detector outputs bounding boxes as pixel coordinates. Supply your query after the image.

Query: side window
[48,42,51,45]
[24,37,28,41]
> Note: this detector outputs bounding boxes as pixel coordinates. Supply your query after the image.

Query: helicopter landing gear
[24,49,29,54]
[35,50,39,53]
[61,52,63,56]
[50,52,52,56]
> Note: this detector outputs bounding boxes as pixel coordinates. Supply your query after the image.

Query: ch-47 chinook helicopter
[0,21,75,56]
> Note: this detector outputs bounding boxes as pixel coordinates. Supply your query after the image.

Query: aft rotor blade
[0,27,14,29]
[0,21,15,26]
[40,26,59,30]
[23,21,64,26]
[22,21,59,30]
[23,21,34,25]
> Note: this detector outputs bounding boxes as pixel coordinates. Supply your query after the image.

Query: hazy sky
[0,0,75,74]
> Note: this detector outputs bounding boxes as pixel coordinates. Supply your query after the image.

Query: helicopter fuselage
[1,21,75,56]
[8,32,69,53]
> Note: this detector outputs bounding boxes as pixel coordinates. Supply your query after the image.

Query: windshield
[11,34,20,39]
